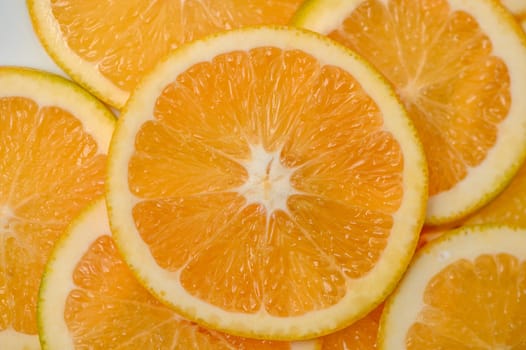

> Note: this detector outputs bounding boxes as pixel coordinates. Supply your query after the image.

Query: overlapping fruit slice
[38,199,319,350]
[380,225,526,349]
[27,0,304,108]
[319,305,382,349]
[106,26,427,340]
[0,67,115,349]
[294,0,526,225]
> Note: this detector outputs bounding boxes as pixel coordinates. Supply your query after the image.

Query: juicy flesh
[465,162,526,227]
[0,97,106,334]
[65,234,291,349]
[129,48,404,316]
[320,305,382,349]
[407,254,526,349]
[329,0,511,196]
[50,0,304,93]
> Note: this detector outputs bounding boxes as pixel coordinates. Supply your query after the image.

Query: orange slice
[379,225,526,349]
[0,67,115,349]
[106,26,427,340]
[27,0,305,108]
[294,0,526,225]
[319,305,382,349]
[38,199,320,349]
[465,154,526,227]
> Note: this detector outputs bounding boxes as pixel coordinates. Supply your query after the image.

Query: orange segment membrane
[329,0,510,195]
[406,254,526,348]
[0,97,106,334]
[50,0,303,92]
[66,234,291,349]
[129,48,404,316]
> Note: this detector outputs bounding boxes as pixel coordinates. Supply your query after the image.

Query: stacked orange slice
[0,0,524,348]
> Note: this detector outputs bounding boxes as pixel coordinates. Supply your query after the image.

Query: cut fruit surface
[106,26,427,340]
[380,225,526,349]
[319,305,382,349]
[0,67,115,349]
[38,199,320,350]
[27,0,304,108]
[464,160,526,227]
[294,0,526,225]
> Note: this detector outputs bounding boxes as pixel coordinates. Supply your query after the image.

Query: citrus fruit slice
[38,199,320,350]
[380,225,526,349]
[502,0,526,31]
[27,0,305,108]
[294,0,526,225]
[465,157,526,227]
[319,305,382,349]
[106,26,427,340]
[0,67,115,349]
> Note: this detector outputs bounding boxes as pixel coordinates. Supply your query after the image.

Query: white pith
[0,329,40,350]
[380,225,526,349]
[295,0,526,224]
[0,205,14,234]
[107,26,427,339]
[235,144,299,215]
[501,0,526,14]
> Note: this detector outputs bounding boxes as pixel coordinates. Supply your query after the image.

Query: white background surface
[0,0,64,75]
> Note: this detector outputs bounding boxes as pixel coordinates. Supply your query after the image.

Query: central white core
[0,205,13,231]
[236,144,297,213]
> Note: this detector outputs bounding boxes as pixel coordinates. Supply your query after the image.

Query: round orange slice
[0,67,115,349]
[106,26,427,340]
[27,0,305,108]
[294,0,526,225]
[380,224,526,349]
[38,199,320,349]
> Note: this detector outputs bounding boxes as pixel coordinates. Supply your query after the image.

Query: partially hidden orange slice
[27,0,305,108]
[380,225,526,349]
[319,305,382,349]
[0,67,115,349]
[106,26,427,340]
[38,199,320,350]
[464,155,526,227]
[294,0,526,225]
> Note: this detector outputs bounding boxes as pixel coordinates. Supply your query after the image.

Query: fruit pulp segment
[128,48,404,316]
[0,97,106,334]
[406,254,526,348]
[320,305,382,349]
[465,162,526,226]
[49,0,304,92]
[327,0,510,196]
[65,234,292,349]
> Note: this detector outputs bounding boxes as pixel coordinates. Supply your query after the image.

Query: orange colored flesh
[328,0,510,196]
[406,254,526,348]
[0,97,107,334]
[128,48,404,316]
[320,305,382,349]
[464,162,526,226]
[50,0,303,92]
[65,234,292,349]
